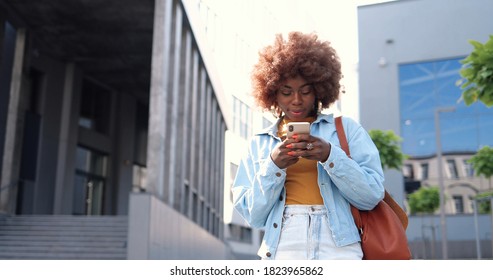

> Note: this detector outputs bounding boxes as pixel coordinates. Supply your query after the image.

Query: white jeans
[273,205,363,260]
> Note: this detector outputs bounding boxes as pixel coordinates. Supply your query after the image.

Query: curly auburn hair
[251,31,342,113]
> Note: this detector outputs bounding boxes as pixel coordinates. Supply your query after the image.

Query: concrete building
[403,152,490,214]
[0,0,232,259]
[358,0,493,259]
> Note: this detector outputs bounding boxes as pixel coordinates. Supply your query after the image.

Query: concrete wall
[407,214,493,259]
[127,193,232,259]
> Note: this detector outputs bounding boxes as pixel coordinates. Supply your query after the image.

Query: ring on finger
[306,142,314,150]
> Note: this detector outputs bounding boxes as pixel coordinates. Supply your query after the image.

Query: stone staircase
[0,215,128,260]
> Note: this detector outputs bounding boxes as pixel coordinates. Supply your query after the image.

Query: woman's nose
[292,92,302,104]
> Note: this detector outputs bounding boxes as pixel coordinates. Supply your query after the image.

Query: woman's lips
[290,110,305,117]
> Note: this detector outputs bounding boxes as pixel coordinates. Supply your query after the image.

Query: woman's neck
[282,115,317,123]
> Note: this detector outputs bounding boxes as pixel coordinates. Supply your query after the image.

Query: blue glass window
[399,58,493,157]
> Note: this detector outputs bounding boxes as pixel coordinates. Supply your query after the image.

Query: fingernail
[292,135,298,139]
[287,151,295,156]
[286,144,293,148]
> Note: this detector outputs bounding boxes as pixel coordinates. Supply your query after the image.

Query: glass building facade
[399,57,493,158]
[399,57,493,215]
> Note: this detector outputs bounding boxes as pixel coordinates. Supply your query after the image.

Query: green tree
[469,146,493,213]
[468,146,493,180]
[457,35,493,107]
[408,186,440,215]
[368,129,407,170]
[475,191,492,214]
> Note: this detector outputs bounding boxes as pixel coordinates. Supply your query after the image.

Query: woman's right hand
[270,136,301,169]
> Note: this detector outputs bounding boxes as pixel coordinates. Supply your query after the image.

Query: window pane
[403,164,414,180]
[453,195,464,214]
[399,58,493,158]
[228,224,252,243]
[421,163,429,180]
[232,97,252,139]
[463,159,474,177]
[79,79,111,134]
[447,159,458,179]
[75,147,90,173]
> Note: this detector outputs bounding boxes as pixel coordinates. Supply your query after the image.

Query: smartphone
[286,122,310,138]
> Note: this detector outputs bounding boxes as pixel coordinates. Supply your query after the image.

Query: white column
[0,29,26,214]
[146,0,173,199]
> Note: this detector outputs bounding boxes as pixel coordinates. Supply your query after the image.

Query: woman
[232,32,385,260]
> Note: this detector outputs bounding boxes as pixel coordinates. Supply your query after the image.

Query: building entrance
[73,146,107,215]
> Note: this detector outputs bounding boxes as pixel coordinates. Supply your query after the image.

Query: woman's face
[276,76,316,121]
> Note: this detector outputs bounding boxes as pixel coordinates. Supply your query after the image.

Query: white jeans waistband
[283,205,326,215]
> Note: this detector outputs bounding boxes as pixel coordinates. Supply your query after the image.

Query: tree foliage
[457,35,493,107]
[469,147,493,214]
[468,146,493,179]
[368,129,407,171]
[475,191,493,214]
[408,186,440,215]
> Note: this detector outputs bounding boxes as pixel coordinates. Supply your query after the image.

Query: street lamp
[434,106,455,260]
[472,198,481,259]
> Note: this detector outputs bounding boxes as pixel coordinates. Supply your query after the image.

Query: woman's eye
[300,86,312,95]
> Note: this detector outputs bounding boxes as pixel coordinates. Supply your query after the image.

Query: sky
[201,0,396,121]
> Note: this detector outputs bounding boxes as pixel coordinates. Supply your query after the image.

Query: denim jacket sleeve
[319,116,385,210]
[231,135,285,228]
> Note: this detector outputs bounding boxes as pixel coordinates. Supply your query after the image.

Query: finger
[293,133,309,142]
[283,137,298,147]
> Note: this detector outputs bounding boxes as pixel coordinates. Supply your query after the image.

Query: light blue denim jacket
[232,114,385,259]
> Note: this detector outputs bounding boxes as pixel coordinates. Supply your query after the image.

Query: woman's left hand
[288,134,331,162]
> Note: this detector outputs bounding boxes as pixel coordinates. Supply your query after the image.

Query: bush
[408,186,440,215]
[368,129,407,170]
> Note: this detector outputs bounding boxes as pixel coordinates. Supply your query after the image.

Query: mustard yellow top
[278,116,324,205]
